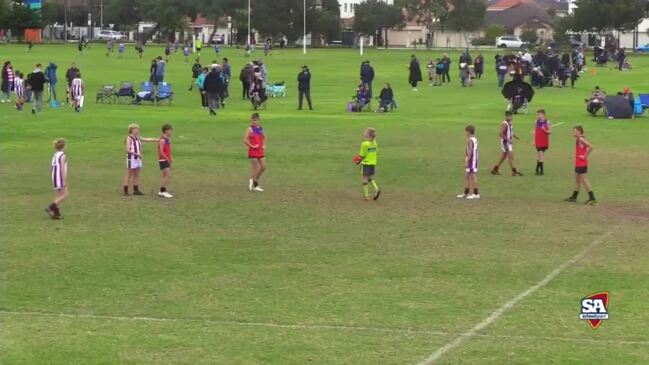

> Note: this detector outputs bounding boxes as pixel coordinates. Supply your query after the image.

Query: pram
[507,95,528,114]
[265,82,286,97]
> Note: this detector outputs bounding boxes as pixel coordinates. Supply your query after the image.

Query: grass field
[1,43,649,365]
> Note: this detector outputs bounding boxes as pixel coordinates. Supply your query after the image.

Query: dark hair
[573,125,584,134]
[537,109,546,115]
[465,125,475,134]
[505,111,513,116]
[223,57,228,62]
[162,123,173,132]
[251,112,259,120]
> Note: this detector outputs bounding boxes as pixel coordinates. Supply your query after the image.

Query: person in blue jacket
[45,62,58,102]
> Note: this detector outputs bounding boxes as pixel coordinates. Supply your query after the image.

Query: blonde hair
[128,123,140,133]
[365,127,376,140]
[53,138,66,150]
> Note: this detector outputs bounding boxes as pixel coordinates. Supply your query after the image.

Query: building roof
[486,0,557,29]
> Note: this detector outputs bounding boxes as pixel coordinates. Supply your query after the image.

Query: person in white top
[46,139,68,219]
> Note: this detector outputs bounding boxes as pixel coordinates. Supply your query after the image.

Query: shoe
[45,206,55,219]
[253,186,264,192]
[490,168,500,175]
[466,194,480,200]
[564,197,577,202]
[585,199,597,205]
[158,191,173,198]
[248,179,254,191]
[373,190,381,201]
[456,194,468,198]
[412,88,418,91]
[512,171,523,176]
[53,214,63,220]
[133,190,144,196]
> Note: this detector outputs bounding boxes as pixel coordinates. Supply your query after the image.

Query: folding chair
[96,84,117,103]
[116,81,135,103]
[155,82,174,105]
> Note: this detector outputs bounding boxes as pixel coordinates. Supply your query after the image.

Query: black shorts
[536,147,548,152]
[159,160,170,170]
[575,166,588,174]
[362,164,375,177]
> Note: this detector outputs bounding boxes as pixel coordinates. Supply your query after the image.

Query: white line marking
[3,301,647,347]
[552,122,564,127]
[418,228,617,365]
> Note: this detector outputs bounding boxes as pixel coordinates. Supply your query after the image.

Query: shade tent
[604,96,633,119]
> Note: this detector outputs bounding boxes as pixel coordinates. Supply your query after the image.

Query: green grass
[1,43,649,364]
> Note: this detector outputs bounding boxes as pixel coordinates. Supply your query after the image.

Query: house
[485,0,569,41]
[340,0,395,19]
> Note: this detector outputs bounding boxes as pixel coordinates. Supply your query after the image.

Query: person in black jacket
[28,63,46,114]
[297,65,312,110]
[203,65,222,116]
[408,55,422,91]
[378,82,396,111]
[360,60,375,98]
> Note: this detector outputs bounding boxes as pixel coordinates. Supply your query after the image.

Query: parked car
[211,34,225,44]
[635,44,649,52]
[496,36,526,49]
[96,30,125,40]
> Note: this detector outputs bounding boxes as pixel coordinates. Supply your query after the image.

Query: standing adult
[28,63,46,114]
[442,53,451,83]
[240,63,254,99]
[360,60,375,98]
[297,65,313,110]
[222,57,231,98]
[1,61,14,103]
[203,65,221,116]
[45,61,58,103]
[65,62,79,105]
[154,57,165,86]
[408,55,422,91]
[474,54,484,80]
[496,58,508,88]
[617,48,626,71]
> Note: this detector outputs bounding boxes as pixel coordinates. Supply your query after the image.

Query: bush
[484,24,506,44]
[520,29,538,45]
[471,37,492,46]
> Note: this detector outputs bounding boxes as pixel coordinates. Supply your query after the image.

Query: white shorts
[500,140,513,153]
[126,158,142,169]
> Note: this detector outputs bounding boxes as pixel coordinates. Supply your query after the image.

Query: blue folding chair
[156,82,174,105]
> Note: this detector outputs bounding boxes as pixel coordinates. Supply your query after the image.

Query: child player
[565,125,596,204]
[14,71,25,111]
[533,109,551,175]
[243,113,266,192]
[457,125,480,199]
[123,124,158,196]
[70,72,84,112]
[490,111,523,176]
[157,123,173,198]
[45,139,68,219]
[354,127,380,201]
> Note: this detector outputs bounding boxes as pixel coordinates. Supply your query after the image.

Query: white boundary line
[418,228,617,365]
[552,122,565,127]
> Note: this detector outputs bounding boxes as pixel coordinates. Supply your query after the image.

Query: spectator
[617,48,626,71]
[1,61,14,103]
[189,59,202,91]
[426,59,435,86]
[360,60,375,98]
[65,62,80,105]
[203,66,221,116]
[45,61,58,103]
[240,63,254,99]
[408,54,422,91]
[459,62,469,87]
[586,86,606,116]
[148,59,157,83]
[496,58,507,88]
[378,82,396,111]
[474,54,484,80]
[442,53,451,83]
[197,67,208,109]
[297,65,312,110]
[222,57,231,98]
[28,63,46,114]
[249,75,267,110]
[154,57,165,85]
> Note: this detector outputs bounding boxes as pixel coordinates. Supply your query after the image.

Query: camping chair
[116,81,135,103]
[96,84,117,103]
[155,82,174,105]
[638,94,649,114]
[266,82,286,98]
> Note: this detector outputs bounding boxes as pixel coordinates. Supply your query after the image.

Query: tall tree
[573,0,645,32]
[105,0,143,29]
[397,0,448,47]
[444,0,485,47]
[353,0,403,47]
[311,0,341,45]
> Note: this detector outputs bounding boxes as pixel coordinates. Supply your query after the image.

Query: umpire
[297,65,312,110]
